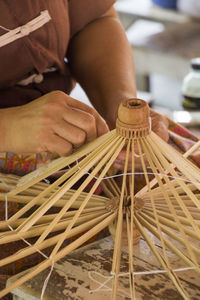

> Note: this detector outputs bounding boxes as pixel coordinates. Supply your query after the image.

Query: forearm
[67,7,136,129]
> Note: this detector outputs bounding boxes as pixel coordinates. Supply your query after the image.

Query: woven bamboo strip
[7,134,117,226]
[135,216,190,300]
[0,212,112,269]
[144,197,200,207]
[135,140,200,199]
[144,203,200,215]
[146,138,200,229]
[100,181,115,198]
[140,211,200,255]
[126,214,135,299]
[137,139,171,268]
[16,136,122,234]
[0,209,107,244]
[33,137,123,246]
[105,178,120,197]
[0,193,107,208]
[143,138,198,265]
[112,141,130,274]
[147,137,200,212]
[143,208,200,227]
[150,132,200,185]
[0,207,105,232]
[0,212,117,298]
[111,141,130,300]
[142,183,197,200]
[8,130,117,196]
[144,206,200,220]
[137,214,199,269]
[50,138,125,256]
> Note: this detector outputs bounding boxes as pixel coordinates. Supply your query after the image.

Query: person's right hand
[0,91,108,156]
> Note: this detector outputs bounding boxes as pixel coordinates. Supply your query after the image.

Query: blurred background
[71,0,200,134]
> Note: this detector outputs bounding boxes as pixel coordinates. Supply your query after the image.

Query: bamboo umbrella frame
[0,98,199,299]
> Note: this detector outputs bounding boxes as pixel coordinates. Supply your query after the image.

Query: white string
[40,259,54,300]
[1,176,54,300]
[0,25,11,32]
[1,141,199,298]
[74,159,200,186]
[88,267,196,294]
[88,271,130,297]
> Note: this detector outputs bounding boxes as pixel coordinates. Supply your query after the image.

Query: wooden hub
[108,196,144,245]
[116,98,150,139]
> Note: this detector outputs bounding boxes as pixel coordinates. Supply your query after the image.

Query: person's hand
[113,109,169,170]
[0,91,108,155]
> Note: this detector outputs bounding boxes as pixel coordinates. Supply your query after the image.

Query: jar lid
[191,58,200,70]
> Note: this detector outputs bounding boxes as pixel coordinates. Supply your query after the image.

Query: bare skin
[0,6,168,161]
[0,91,108,156]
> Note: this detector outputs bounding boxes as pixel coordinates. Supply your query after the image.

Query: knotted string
[1,140,199,298]
[2,177,54,300]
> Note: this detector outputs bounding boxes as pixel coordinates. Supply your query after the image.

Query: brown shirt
[0,0,115,107]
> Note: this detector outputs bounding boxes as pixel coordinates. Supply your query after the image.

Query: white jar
[182,58,200,109]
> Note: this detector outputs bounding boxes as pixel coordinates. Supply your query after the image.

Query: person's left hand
[113,109,169,171]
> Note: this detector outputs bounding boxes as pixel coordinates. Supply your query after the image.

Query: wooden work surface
[7,236,200,300]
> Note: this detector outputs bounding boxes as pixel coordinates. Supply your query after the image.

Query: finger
[66,97,109,137]
[44,134,73,157]
[53,120,86,148]
[63,107,97,142]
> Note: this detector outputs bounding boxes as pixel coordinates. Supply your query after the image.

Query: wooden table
[7,236,200,300]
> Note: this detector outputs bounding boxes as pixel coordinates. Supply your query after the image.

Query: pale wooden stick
[0,212,113,269]
[134,216,190,300]
[147,137,200,231]
[137,214,200,270]
[147,136,200,211]
[100,181,115,198]
[0,209,107,244]
[32,137,123,246]
[183,141,200,157]
[105,178,120,197]
[144,202,200,214]
[137,139,171,268]
[0,192,108,208]
[126,213,135,300]
[142,137,198,265]
[17,136,122,234]
[0,212,117,298]
[8,130,117,196]
[142,182,198,200]
[112,141,130,275]
[135,139,200,199]
[7,132,117,225]
[143,208,200,227]
[0,208,100,232]
[150,132,200,185]
[50,138,125,257]
[123,139,136,299]
[111,232,122,300]
[140,211,200,254]
[107,174,121,196]
[144,196,200,206]
[144,206,200,220]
